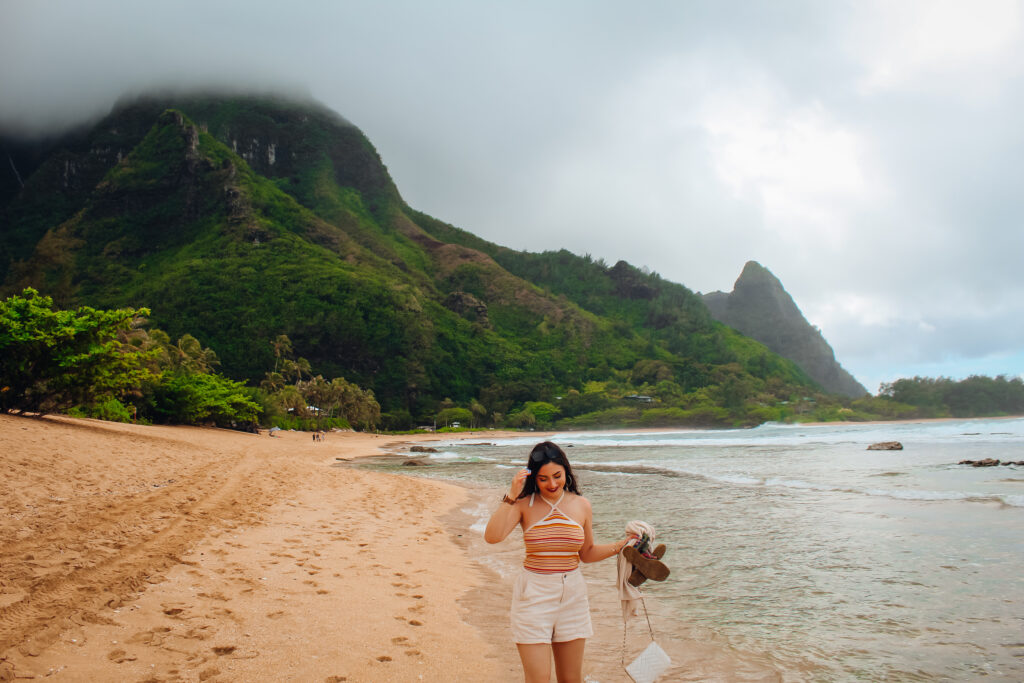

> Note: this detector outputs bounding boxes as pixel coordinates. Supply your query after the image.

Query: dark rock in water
[867,441,903,450]
[402,459,429,466]
[410,446,439,453]
[959,458,1000,467]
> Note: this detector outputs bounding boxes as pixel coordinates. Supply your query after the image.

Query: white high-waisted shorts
[510,567,593,644]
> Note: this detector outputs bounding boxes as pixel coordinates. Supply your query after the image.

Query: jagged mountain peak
[704,261,867,397]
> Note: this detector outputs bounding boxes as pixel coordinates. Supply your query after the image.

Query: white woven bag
[625,640,671,683]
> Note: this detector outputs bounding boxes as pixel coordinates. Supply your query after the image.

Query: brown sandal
[624,545,670,582]
[628,544,666,587]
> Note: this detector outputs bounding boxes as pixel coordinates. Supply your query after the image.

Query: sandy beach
[0,414,532,682]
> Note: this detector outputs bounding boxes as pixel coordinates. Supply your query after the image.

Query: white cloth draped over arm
[617,520,655,620]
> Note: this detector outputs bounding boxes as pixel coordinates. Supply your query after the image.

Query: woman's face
[535,462,566,497]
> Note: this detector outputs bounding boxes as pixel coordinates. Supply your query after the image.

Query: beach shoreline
[7,414,1012,681]
[0,414,533,681]
[390,437,793,683]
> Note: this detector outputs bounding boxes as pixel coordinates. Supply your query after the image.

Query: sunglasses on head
[530,450,561,463]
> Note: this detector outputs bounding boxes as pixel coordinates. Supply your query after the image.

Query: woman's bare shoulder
[568,492,592,511]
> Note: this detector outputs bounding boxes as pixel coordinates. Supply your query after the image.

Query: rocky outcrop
[867,441,903,450]
[958,459,1024,467]
[608,260,657,300]
[444,290,489,326]
[703,261,868,397]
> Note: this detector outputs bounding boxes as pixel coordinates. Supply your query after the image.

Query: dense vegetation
[0,288,152,416]
[2,94,1019,430]
[878,375,1024,418]
[0,289,379,429]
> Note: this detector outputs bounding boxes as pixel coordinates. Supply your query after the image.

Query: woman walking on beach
[485,441,629,683]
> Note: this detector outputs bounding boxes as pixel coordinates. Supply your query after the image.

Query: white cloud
[699,90,871,247]
[809,293,902,330]
[2,0,1023,392]
[847,0,1024,94]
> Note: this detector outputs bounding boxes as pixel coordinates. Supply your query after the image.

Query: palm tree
[271,334,293,373]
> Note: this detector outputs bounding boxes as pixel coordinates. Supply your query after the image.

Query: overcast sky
[3,0,1023,393]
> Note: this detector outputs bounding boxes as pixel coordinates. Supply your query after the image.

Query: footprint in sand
[212,645,236,656]
[184,626,213,641]
[376,655,392,662]
[266,610,286,619]
[129,627,172,646]
[106,648,137,663]
[390,636,408,644]
[405,649,422,656]
[198,591,230,602]
[324,676,347,682]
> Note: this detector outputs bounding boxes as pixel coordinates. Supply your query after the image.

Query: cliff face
[0,93,822,418]
[703,261,868,397]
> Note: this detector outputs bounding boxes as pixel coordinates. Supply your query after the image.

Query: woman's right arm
[483,467,530,544]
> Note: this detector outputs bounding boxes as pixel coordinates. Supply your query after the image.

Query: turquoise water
[364,418,1024,681]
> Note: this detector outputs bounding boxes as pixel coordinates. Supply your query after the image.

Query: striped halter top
[522,491,585,574]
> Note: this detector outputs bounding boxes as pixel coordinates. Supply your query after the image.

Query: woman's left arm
[577,497,630,563]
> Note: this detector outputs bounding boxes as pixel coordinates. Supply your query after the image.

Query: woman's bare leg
[517,643,552,683]
[551,638,585,682]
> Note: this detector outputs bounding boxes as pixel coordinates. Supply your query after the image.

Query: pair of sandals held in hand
[624,542,670,586]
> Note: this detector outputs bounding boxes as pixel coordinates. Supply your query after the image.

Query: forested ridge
[2,93,1019,429]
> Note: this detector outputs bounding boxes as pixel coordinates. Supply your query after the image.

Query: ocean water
[363,418,1024,681]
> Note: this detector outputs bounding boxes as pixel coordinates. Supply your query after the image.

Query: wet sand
[0,414,525,682]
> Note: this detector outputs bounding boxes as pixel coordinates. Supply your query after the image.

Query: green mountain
[1,93,823,425]
[703,261,867,397]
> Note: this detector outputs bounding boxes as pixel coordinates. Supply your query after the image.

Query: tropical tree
[271,334,293,373]
[0,288,153,415]
[436,406,472,428]
[469,398,487,428]
[173,333,220,374]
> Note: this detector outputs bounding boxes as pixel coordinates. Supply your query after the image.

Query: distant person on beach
[484,441,629,683]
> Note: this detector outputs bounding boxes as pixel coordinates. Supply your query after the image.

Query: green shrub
[151,371,261,427]
[68,398,136,423]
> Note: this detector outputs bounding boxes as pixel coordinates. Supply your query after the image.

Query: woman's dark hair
[519,441,580,498]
